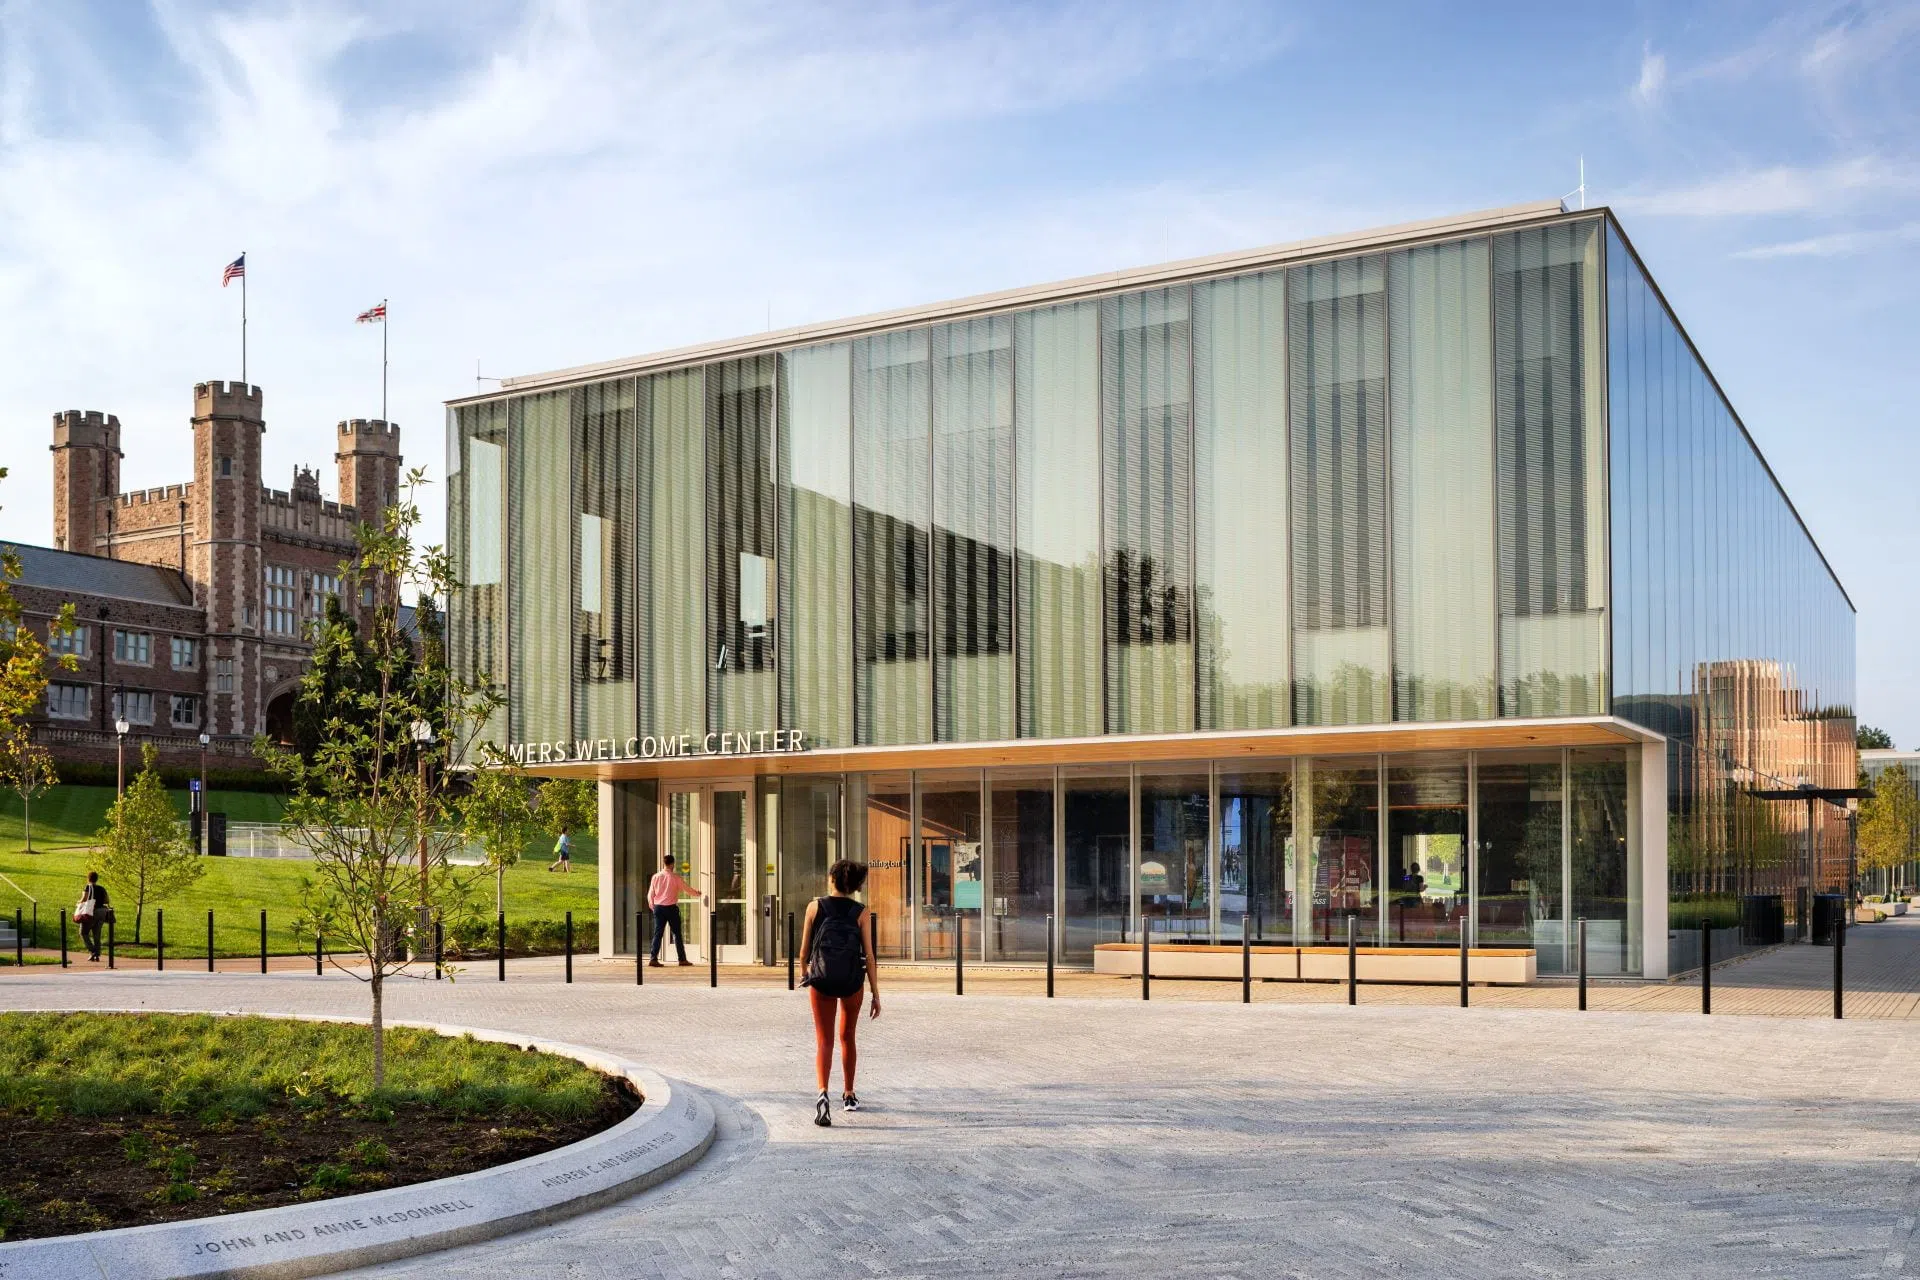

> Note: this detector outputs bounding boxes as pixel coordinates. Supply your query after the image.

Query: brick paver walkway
[7,922,1920,1276]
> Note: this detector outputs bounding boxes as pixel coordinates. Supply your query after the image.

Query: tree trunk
[371,970,385,1087]
[22,792,31,853]
[134,904,145,945]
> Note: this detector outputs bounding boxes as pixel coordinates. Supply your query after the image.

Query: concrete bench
[1093,941,1537,985]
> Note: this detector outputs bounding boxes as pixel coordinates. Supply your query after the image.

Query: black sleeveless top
[806,896,867,996]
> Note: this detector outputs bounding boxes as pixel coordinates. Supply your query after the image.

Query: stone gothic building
[11,380,404,772]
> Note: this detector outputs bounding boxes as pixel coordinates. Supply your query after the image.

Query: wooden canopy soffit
[513,716,1660,783]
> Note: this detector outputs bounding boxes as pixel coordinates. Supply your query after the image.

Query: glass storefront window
[988,769,1053,961]
[778,776,842,941]
[1062,769,1129,962]
[1306,757,1379,944]
[1139,769,1208,940]
[917,770,983,959]
[1571,746,1633,974]
[1216,769,1292,941]
[849,772,911,960]
[1385,754,1467,946]
[1476,749,1564,968]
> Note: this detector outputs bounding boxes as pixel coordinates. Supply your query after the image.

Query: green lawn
[0,786,597,956]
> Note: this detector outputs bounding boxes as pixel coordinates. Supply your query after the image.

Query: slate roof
[4,542,196,608]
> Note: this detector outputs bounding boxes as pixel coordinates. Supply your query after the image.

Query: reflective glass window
[1216,768,1292,941]
[917,770,984,959]
[707,357,778,733]
[848,772,911,960]
[1570,746,1635,974]
[778,343,855,747]
[508,389,573,744]
[1386,753,1467,945]
[1062,769,1129,961]
[573,379,636,742]
[853,331,932,745]
[988,768,1054,960]
[1139,768,1209,939]
[1475,749,1564,969]
[1305,756,1379,943]
[643,369,707,738]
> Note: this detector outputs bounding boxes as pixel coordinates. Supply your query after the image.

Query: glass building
[448,200,1854,980]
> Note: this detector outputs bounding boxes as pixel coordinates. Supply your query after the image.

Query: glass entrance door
[661,784,757,964]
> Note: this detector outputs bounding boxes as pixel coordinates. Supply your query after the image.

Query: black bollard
[1243,917,1252,1004]
[157,908,164,972]
[1346,914,1357,1006]
[1459,928,1469,1008]
[1141,919,1151,1002]
[315,929,323,976]
[60,910,68,968]
[13,907,20,966]
[636,911,645,986]
[434,919,443,980]
[1577,917,1588,1011]
[1834,907,1845,1020]
[497,913,506,982]
[565,911,574,984]
[259,910,267,974]
[108,919,115,969]
[786,911,796,991]
[1047,913,1056,999]
[955,914,964,996]
[709,911,718,989]
[1700,918,1711,1015]
[208,910,215,973]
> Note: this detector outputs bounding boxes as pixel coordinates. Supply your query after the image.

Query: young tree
[0,468,78,851]
[1859,767,1920,895]
[259,468,513,1086]
[97,744,204,942]
[1859,725,1895,751]
[536,776,597,865]
[463,763,535,916]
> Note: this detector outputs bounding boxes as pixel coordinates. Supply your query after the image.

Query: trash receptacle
[208,812,228,858]
[1811,892,1845,946]
[1741,894,1785,946]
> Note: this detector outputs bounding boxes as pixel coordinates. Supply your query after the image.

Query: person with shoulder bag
[75,871,113,962]
[799,859,880,1127]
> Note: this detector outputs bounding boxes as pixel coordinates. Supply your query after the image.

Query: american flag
[356,302,386,324]
[221,254,245,286]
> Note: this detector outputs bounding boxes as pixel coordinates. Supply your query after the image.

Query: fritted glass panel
[848,772,911,960]
[778,775,843,942]
[1195,271,1289,729]
[1385,753,1466,945]
[1062,769,1129,961]
[1476,749,1564,969]
[642,369,706,739]
[932,318,1015,741]
[1102,287,1194,735]
[1304,756,1379,944]
[508,390,573,745]
[1139,769,1208,939]
[853,330,932,745]
[1289,257,1389,726]
[706,356,777,733]
[918,770,983,959]
[1493,222,1607,716]
[1389,241,1496,721]
[573,379,636,743]
[1570,746,1635,974]
[1014,303,1102,738]
[778,343,854,747]
[449,401,508,752]
[988,768,1054,960]
[1217,768,1292,941]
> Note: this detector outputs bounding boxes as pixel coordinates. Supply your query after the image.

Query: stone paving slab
[5,966,1920,1278]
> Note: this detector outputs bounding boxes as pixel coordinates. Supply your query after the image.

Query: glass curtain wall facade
[1606,224,1856,971]
[449,207,1854,978]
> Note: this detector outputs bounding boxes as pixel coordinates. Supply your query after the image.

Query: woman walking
[76,871,111,962]
[799,860,880,1127]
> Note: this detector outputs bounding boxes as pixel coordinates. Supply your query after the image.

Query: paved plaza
[7,927,1920,1277]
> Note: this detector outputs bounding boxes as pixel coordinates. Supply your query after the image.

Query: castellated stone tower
[49,410,122,553]
[191,381,265,738]
[335,418,402,522]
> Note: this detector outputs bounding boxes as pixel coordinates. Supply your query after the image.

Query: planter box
[1093,942,1536,985]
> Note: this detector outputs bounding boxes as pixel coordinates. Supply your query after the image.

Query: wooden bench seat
[1092,941,1537,985]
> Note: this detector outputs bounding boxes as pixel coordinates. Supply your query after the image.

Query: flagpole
[241,252,248,385]
[381,297,388,424]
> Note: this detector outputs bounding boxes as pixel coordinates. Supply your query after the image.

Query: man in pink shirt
[648,855,701,967]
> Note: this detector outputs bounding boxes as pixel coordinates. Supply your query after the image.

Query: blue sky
[1,0,1915,741]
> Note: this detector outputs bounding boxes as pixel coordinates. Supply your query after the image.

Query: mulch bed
[0,1075,638,1242]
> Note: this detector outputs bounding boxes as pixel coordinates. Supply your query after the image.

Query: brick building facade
[14,381,403,772]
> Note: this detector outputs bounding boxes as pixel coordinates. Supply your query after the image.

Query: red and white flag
[356,302,386,324]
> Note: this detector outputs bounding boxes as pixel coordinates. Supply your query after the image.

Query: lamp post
[114,717,130,798]
[198,732,211,855]
[410,718,434,950]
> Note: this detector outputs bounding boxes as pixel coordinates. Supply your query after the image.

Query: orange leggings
[809,986,863,1093]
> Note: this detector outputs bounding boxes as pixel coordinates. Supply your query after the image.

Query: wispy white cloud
[1632,43,1666,107]
[1618,155,1917,217]
[1732,220,1920,259]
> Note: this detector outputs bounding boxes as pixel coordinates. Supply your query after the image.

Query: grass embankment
[0,786,598,958]
[0,1012,635,1241]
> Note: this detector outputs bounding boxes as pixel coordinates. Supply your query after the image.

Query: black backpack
[804,900,866,990]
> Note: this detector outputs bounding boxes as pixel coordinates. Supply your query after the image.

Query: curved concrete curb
[0,1011,716,1280]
